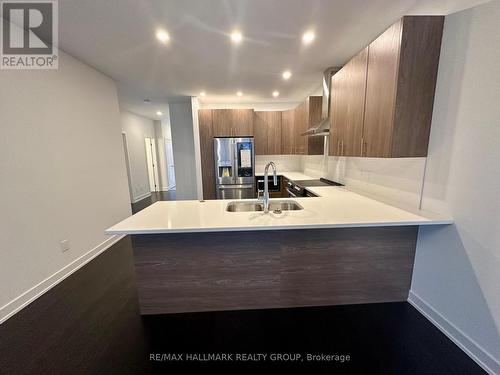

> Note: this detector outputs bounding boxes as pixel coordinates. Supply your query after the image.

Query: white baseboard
[131,191,151,203]
[408,290,500,375]
[0,234,125,325]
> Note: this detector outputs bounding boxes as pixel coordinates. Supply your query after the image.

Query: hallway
[131,191,177,214]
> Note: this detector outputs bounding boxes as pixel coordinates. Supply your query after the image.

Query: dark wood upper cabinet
[254,111,282,155]
[307,96,324,155]
[281,109,295,154]
[232,109,254,136]
[198,109,215,199]
[292,96,324,155]
[212,109,254,137]
[363,16,444,157]
[329,47,368,157]
[391,16,444,157]
[294,101,308,155]
[329,69,345,156]
[212,109,233,137]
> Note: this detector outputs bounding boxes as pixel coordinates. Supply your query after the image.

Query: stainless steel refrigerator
[214,137,255,199]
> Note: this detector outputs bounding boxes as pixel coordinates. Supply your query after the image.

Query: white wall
[0,50,131,322]
[409,2,500,373]
[255,155,302,175]
[169,100,198,200]
[120,109,155,201]
[301,155,427,211]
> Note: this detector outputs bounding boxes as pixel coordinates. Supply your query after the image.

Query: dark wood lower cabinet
[131,226,418,315]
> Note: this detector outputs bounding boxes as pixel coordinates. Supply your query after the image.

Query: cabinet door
[294,101,308,154]
[212,109,234,137]
[329,69,347,156]
[255,111,282,155]
[307,96,324,155]
[363,20,402,157]
[281,109,295,154]
[266,111,282,154]
[329,48,372,157]
[391,16,443,157]
[343,47,368,156]
[232,109,254,136]
[198,109,216,199]
[254,111,268,155]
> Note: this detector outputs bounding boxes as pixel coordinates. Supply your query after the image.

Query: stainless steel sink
[226,200,303,212]
[226,201,264,212]
[269,200,303,211]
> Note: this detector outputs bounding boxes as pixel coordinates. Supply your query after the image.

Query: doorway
[165,139,176,190]
[145,137,159,192]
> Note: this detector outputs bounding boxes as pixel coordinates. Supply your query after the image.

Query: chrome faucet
[262,161,277,213]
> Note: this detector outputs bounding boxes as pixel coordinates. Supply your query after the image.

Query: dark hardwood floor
[131,190,176,214]
[0,237,150,375]
[0,237,486,375]
[144,302,486,375]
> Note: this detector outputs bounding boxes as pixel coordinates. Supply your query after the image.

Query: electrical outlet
[60,239,70,252]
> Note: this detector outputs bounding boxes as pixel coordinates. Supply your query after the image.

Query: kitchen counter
[105,181,452,235]
[112,172,452,315]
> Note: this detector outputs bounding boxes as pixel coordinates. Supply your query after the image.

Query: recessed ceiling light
[236,91,243,97]
[230,31,243,44]
[282,70,292,80]
[156,111,163,116]
[272,91,280,97]
[302,31,315,44]
[156,29,170,44]
[199,91,206,97]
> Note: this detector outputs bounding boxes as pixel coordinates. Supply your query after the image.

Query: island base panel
[130,227,418,315]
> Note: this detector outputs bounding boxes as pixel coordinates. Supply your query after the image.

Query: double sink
[226,200,303,212]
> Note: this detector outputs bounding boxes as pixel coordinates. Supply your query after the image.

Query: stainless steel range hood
[302,67,341,137]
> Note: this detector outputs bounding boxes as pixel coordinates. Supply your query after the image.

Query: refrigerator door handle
[233,138,238,184]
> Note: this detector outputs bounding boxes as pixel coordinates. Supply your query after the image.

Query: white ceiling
[55,0,487,119]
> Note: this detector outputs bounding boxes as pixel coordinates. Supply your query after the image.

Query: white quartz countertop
[105,175,452,235]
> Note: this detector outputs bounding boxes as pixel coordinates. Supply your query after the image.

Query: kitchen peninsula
[106,179,451,315]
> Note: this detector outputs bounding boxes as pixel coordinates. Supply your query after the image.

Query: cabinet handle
[337,141,340,156]
[360,137,364,157]
[341,140,344,156]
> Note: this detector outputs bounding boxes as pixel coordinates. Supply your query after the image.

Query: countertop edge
[105,219,453,235]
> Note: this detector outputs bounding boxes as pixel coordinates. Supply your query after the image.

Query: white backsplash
[257,154,426,210]
[255,155,302,174]
[301,155,427,210]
